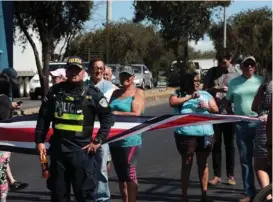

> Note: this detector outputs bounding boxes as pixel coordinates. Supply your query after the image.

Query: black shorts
[174,133,212,155]
[110,146,140,184]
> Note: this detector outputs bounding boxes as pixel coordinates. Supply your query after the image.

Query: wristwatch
[93,136,103,145]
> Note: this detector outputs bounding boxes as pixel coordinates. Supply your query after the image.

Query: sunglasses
[243,63,255,67]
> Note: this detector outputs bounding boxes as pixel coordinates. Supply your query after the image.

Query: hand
[112,111,119,115]
[199,100,209,110]
[36,143,47,161]
[222,86,228,93]
[11,102,21,109]
[82,142,101,154]
[258,114,268,122]
[191,92,200,99]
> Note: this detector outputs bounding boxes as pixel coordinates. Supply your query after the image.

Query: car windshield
[132,65,142,74]
[49,64,66,71]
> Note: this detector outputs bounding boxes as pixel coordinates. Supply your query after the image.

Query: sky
[84,0,273,52]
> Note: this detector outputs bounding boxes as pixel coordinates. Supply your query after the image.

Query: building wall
[2,1,13,69]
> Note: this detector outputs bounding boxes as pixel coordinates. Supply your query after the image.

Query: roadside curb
[14,88,174,116]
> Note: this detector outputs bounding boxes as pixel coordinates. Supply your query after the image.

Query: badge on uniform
[99,98,108,108]
[86,95,92,100]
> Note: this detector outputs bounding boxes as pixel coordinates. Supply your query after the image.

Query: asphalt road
[7,102,259,202]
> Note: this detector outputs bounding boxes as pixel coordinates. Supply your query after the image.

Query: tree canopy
[14,1,93,95]
[67,21,216,76]
[208,6,272,67]
[133,1,231,87]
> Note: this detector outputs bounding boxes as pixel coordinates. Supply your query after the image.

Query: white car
[29,74,53,100]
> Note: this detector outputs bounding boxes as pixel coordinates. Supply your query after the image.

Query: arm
[199,92,219,113]
[169,94,193,107]
[113,89,145,116]
[207,97,219,113]
[251,84,264,112]
[35,87,55,144]
[93,91,114,143]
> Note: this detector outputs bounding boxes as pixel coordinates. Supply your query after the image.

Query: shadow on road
[109,177,242,201]
[8,177,243,202]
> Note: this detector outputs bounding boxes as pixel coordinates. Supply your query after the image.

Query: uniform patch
[86,95,92,100]
[99,98,108,108]
[43,96,48,102]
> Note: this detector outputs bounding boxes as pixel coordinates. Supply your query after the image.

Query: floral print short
[0,152,10,202]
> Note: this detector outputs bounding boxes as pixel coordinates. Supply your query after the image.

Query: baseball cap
[66,56,84,69]
[241,56,256,64]
[2,68,18,85]
[119,66,134,76]
[50,68,66,78]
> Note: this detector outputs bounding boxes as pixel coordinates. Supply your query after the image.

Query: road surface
[8,102,259,202]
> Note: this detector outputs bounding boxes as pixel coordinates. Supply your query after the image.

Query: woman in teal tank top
[109,66,145,202]
[169,72,218,202]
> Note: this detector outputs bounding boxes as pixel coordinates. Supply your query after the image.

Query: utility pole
[223,6,227,52]
[106,0,112,63]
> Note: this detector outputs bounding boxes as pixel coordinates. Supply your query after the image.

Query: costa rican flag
[0,113,258,155]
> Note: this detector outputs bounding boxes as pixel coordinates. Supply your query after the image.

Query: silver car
[131,64,153,89]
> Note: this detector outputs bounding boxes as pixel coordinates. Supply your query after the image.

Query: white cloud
[189,39,215,52]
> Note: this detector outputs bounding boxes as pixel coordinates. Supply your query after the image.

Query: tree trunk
[42,41,50,97]
[15,15,44,89]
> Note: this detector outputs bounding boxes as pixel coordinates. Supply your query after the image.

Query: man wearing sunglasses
[225,56,264,202]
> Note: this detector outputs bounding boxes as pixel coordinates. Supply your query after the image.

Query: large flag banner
[0,113,259,155]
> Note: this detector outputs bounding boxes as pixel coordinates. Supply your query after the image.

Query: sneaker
[238,196,253,202]
[227,176,236,186]
[9,181,29,192]
[208,176,221,186]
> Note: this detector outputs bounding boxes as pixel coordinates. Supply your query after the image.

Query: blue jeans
[94,143,110,201]
[236,122,256,198]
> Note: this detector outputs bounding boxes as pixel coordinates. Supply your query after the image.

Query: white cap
[241,56,256,64]
[50,68,66,78]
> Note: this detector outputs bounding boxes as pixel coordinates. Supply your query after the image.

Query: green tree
[14,1,92,95]
[68,21,166,73]
[208,6,272,68]
[133,1,231,87]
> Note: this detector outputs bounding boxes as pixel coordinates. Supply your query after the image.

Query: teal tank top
[109,96,142,147]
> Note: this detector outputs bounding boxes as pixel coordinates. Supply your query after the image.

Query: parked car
[131,64,153,89]
[29,62,65,100]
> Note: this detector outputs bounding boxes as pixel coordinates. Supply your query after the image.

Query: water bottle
[40,153,50,179]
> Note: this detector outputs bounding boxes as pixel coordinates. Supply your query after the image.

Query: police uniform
[35,57,114,202]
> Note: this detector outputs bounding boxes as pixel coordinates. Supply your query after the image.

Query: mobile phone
[17,101,23,105]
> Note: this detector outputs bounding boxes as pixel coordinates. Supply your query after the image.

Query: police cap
[66,56,84,69]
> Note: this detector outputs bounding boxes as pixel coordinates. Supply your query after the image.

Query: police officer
[35,56,114,202]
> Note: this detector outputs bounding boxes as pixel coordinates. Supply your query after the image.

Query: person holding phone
[0,68,28,197]
[169,72,218,202]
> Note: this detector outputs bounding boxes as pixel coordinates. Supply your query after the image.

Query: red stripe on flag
[0,128,126,142]
[152,115,223,130]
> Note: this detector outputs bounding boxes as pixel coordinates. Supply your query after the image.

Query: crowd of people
[0,53,271,202]
[170,54,272,202]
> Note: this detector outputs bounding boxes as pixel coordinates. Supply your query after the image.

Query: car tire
[141,81,145,89]
[147,79,153,89]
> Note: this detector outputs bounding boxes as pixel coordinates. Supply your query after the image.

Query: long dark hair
[180,72,198,95]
